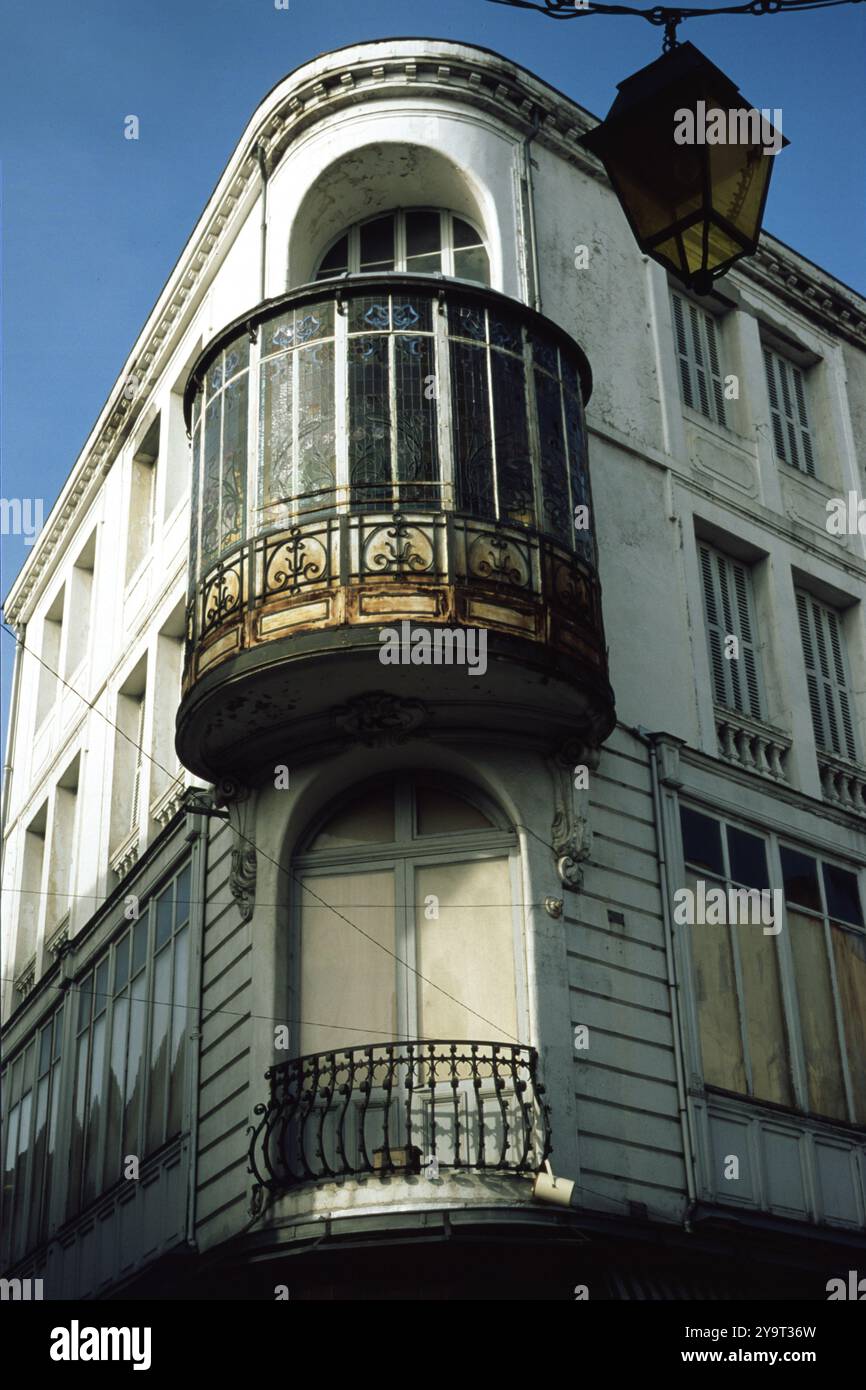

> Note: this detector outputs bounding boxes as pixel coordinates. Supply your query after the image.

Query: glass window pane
[406,211,441,257]
[454,245,490,285]
[535,367,570,543]
[309,786,395,850]
[680,807,724,876]
[132,916,148,973]
[220,374,247,551]
[123,974,147,1155]
[685,872,747,1092]
[395,334,438,505]
[453,217,483,249]
[405,251,441,275]
[823,863,863,926]
[176,865,192,927]
[788,909,846,1119]
[94,958,109,1015]
[297,341,336,511]
[259,351,293,525]
[68,1033,89,1215]
[450,339,494,519]
[348,335,391,507]
[168,927,190,1137]
[78,973,93,1031]
[317,233,349,276]
[105,990,128,1189]
[146,948,172,1152]
[734,922,791,1105]
[156,887,173,949]
[39,1024,52,1074]
[727,826,769,891]
[416,785,493,835]
[360,215,395,271]
[490,349,533,527]
[82,1014,106,1205]
[299,870,397,1054]
[832,926,866,1123]
[114,933,130,992]
[416,858,516,1041]
[780,846,821,912]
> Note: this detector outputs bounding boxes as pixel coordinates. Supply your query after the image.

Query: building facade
[2,37,865,1301]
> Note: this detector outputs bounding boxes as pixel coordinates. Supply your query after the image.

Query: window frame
[314,208,490,286]
[795,589,858,763]
[762,345,816,478]
[670,290,728,429]
[676,801,866,1129]
[288,773,527,1055]
[698,541,764,720]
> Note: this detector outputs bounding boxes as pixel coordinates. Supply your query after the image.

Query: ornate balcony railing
[715,708,791,783]
[247,1040,551,1191]
[184,507,604,681]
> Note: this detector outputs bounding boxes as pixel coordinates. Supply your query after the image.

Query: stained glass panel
[297,342,335,511]
[395,334,438,506]
[201,398,221,568]
[451,339,494,519]
[221,375,247,550]
[260,353,293,517]
[349,296,391,334]
[535,368,570,544]
[491,350,533,527]
[349,335,391,507]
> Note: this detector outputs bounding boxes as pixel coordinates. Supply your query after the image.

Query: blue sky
[1,0,864,749]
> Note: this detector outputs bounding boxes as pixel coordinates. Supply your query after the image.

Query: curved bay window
[184,275,595,617]
[315,208,490,286]
[247,774,552,1187]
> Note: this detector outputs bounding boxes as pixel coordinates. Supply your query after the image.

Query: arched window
[315,209,490,287]
[290,773,520,1056]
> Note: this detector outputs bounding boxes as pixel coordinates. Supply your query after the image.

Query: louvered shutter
[700,544,763,718]
[672,292,695,411]
[671,292,727,427]
[703,314,727,427]
[699,544,727,706]
[796,592,857,760]
[763,349,816,476]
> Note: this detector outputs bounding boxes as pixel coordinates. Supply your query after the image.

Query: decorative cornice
[4,40,863,626]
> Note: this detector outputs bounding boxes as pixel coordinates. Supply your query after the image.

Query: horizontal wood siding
[194,819,254,1248]
[569,727,687,1219]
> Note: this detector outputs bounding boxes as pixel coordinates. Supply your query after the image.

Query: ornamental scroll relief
[547,738,601,891]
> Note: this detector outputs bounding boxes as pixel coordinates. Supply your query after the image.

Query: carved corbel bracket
[220,779,257,924]
[547,738,601,891]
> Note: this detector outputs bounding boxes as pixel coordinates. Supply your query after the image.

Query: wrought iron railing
[247,1040,552,1190]
[185,507,602,654]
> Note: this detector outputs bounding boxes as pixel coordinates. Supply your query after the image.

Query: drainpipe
[521,109,543,314]
[256,143,269,303]
[185,811,208,1247]
[632,725,698,1217]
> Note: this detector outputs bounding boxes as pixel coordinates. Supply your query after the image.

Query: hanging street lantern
[579,40,788,294]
